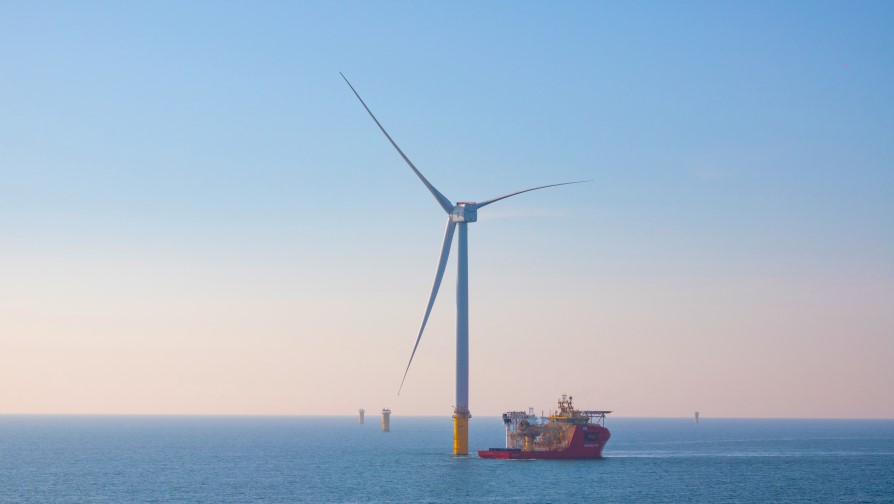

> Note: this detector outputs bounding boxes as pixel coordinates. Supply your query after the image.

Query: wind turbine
[342,73,588,455]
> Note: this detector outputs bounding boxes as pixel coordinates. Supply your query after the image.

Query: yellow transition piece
[453,410,470,455]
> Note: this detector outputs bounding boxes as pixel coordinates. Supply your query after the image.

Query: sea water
[1,416,892,503]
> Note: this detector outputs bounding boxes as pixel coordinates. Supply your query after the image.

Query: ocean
[1,416,892,503]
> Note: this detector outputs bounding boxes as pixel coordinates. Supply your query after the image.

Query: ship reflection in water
[478,394,611,460]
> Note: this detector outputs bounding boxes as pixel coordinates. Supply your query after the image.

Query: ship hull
[478,424,610,460]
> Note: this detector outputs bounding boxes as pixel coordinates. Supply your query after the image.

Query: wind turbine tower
[342,74,588,455]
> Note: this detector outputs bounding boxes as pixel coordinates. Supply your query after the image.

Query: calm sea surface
[1,416,892,503]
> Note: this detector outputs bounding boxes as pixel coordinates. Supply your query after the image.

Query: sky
[1,1,892,418]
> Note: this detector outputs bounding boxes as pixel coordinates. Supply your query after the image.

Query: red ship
[478,395,611,460]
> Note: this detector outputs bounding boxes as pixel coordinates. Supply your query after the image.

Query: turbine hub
[450,203,477,223]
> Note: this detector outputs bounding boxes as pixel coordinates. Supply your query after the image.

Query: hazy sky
[2,1,892,418]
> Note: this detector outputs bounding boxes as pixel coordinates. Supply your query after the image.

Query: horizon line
[2,413,893,421]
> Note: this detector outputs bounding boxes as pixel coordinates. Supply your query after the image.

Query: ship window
[585,432,598,442]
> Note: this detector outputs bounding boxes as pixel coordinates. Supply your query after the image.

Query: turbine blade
[341,72,454,214]
[475,180,592,209]
[399,218,456,394]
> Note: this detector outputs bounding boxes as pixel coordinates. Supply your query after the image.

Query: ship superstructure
[479,395,611,460]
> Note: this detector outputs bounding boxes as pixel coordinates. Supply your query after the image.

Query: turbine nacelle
[450,203,478,223]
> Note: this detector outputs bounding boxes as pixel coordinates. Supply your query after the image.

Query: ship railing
[579,410,612,426]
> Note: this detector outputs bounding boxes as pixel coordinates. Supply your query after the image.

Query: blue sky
[2,1,892,417]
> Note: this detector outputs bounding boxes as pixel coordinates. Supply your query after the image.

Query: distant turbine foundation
[382,408,391,432]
